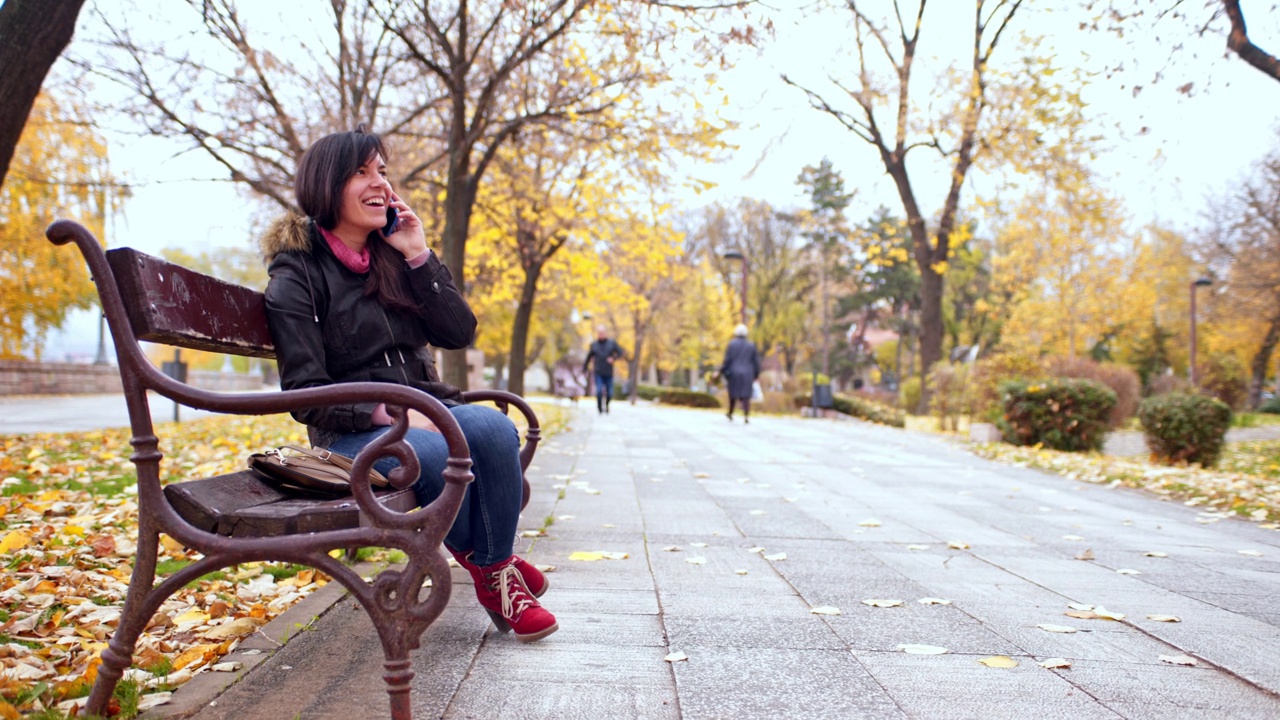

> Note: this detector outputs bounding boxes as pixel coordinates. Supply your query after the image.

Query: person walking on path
[719,323,761,423]
[582,325,626,414]
[262,126,557,643]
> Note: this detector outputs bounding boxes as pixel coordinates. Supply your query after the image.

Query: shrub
[998,378,1116,452]
[1258,397,1280,415]
[927,361,969,431]
[793,392,906,427]
[1138,392,1232,467]
[1043,355,1142,430]
[793,372,832,389]
[1201,355,1249,411]
[853,387,899,408]
[968,352,1042,423]
[652,387,721,408]
[634,384,661,401]
[1148,373,1193,397]
[899,376,922,414]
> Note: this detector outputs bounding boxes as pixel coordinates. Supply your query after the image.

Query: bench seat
[164,472,418,537]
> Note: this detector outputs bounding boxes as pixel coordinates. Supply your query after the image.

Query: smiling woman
[263,126,560,643]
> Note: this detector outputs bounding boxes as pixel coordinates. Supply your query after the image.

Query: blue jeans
[595,373,613,410]
[327,404,523,567]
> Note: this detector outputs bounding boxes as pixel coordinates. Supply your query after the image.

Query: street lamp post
[722,251,749,325]
[1190,277,1213,387]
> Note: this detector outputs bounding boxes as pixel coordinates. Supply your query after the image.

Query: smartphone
[381,206,399,237]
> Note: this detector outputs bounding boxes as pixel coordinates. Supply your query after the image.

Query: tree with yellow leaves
[0,90,124,359]
[1197,138,1280,407]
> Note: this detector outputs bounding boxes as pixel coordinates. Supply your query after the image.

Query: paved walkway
[146,401,1280,719]
[0,393,219,433]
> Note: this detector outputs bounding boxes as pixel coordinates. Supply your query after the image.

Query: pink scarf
[319,227,370,273]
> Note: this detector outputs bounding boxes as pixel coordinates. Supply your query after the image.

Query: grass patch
[154,558,191,576]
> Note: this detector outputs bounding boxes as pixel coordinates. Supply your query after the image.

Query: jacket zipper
[380,308,410,384]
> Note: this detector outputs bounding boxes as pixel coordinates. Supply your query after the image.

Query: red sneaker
[474,558,558,642]
[448,547,548,597]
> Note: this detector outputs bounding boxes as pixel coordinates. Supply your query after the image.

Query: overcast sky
[43,1,1280,360]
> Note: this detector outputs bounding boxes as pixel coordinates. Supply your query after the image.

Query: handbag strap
[276,444,390,486]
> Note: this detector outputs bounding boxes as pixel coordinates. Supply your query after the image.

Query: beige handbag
[248,445,390,497]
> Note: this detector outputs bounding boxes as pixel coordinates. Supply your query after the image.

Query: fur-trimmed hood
[260,213,313,262]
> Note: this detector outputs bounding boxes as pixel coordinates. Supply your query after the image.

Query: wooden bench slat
[106,247,276,358]
[164,473,418,538]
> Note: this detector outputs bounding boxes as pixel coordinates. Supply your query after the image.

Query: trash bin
[813,383,834,409]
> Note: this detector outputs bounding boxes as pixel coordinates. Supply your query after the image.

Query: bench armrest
[458,390,542,473]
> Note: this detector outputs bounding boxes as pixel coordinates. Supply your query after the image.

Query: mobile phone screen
[382,206,399,237]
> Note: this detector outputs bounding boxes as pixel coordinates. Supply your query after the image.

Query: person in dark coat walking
[582,325,626,414]
[719,323,761,423]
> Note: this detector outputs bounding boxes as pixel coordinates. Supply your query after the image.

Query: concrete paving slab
[671,647,906,720]
[852,650,1122,719]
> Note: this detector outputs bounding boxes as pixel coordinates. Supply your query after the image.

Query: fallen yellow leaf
[159,534,187,556]
[1038,657,1072,669]
[204,617,266,640]
[174,609,211,627]
[172,642,221,671]
[978,655,1018,668]
[0,530,30,554]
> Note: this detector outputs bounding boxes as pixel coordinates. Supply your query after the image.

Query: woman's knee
[450,404,520,454]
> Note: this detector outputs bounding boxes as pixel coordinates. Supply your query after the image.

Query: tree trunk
[1247,313,1280,409]
[918,264,944,413]
[628,309,646,404]
[507,261,543,398]
[439,171,477,390]
[492,352,507,392]
[0,0,88,189]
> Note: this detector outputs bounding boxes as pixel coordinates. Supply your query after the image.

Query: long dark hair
[294,126,422,316]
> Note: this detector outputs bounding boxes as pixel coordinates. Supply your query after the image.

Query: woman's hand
[382,190,429,260]
[406,409,440,434]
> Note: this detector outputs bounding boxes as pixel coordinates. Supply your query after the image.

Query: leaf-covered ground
[0,401,568,718]
[971,440,1280,526]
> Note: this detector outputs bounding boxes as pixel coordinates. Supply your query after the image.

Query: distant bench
[46,219,540,720]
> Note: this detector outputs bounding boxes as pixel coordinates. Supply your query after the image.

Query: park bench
[45,219,541,720]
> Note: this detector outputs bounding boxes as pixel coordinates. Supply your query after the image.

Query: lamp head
[1193,277,1213,287]
[722,250,745,261]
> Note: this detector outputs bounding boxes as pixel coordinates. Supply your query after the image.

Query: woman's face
[335,152,391,238]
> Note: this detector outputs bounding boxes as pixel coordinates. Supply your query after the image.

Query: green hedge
[794,392,906,428]
[1138,392,1232,467]
[998,378,1116,452]
[1258,397,1280,415]
[633,384,722,408]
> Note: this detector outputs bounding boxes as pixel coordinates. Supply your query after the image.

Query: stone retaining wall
[0,360,267,396]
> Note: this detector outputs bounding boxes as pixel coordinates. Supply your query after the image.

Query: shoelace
[493,564,535,620]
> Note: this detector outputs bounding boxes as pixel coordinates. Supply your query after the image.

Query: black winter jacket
[261,214,477,448]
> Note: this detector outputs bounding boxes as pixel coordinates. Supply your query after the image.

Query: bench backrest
[106,247,275,358]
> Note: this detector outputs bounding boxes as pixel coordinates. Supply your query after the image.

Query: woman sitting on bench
[261,126,558,643]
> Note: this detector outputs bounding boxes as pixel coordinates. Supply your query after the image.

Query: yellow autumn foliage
[0,91,125,359]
